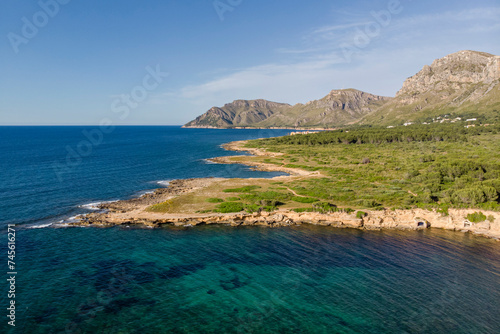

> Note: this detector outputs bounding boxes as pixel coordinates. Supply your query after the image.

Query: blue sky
[1,0,499,125]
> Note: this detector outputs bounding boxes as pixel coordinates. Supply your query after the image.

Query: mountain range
[184,50,500,128]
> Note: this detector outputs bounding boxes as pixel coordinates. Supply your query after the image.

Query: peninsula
[72,50,500,239]
[73,124,500,240]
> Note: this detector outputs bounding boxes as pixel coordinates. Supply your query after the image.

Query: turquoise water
[1,127,500,333]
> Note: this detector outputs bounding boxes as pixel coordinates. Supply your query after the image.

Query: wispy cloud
[398,6,500,25]
[169,57,346,101]
[161,5,500,121]
[312,21,373,34]
[305,6,500,47]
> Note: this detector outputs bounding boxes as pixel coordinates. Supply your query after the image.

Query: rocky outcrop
[74,208,500,240]
[308,89,389,113]
[280,89,391,127]
[183,99,291,128]
[183,89,391,128]
[362,50,500,124]
[397,50,500,105]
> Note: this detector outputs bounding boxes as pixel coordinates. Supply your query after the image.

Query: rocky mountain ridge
[184,89,391,128]
[184,50,500,128]
[362,50,500,124]
[398,51,500,99]
[184,99,291,128]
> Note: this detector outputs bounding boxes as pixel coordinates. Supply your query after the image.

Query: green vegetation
[148,199,175,213]
[257,123,499,146]
[312,202,337,213]
[148,122,500,215]
[223,185,261,193]
[246,123,500,212]
[206,198,224,203]
[467,212,487,223]
[214,202,245,213]
[291,196,319,203]
[356,211,367,219]
[205,186,305,213]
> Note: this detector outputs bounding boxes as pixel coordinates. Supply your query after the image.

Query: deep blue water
[1,126,500,333]
[0,126,288,227]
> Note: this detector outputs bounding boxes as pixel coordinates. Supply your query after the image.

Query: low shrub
[214,202,245,213]
[361,199,382,208]
[223,186,261,193]
[356,211,367,219]
[244,203,278,213]
[206,198,224,203]
[343,208,355,214]
[291,196,318,203]
[312,202,337,213]
[466,212,487,223]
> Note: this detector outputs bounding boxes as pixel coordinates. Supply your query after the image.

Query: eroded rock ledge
[74,207,500,240]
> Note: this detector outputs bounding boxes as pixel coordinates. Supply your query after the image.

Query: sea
[0,126,499,334]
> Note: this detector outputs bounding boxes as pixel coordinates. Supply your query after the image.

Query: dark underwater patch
[220,275,249,291]
[158,263,206,280]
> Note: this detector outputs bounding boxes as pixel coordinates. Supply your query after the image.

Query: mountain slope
[183,100,291,128]
[184,50,500,129]
[184,89,391,128]
[361,50,500,125]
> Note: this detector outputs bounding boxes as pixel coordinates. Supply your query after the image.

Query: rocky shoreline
[75,201,500,240]
[72,141,500,240]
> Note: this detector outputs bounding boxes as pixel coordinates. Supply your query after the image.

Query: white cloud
[158,6,500,123]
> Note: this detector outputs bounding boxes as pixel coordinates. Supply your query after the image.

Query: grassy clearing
[223,185,261,193]
[206,198,224,203]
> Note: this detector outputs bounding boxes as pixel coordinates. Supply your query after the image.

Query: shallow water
[4,226,499,333]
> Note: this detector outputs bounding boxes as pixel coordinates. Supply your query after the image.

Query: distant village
[288,131,320,136]
[390,115,484,129]
[287,115,490,136]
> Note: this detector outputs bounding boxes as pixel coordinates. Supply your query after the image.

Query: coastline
[73,140,500,240]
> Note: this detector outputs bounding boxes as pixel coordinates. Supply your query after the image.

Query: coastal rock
[74,204,500,239]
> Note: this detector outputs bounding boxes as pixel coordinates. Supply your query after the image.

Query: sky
[1,0,499,125]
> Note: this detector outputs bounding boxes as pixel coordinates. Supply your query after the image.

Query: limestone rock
[183,89,391,128]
